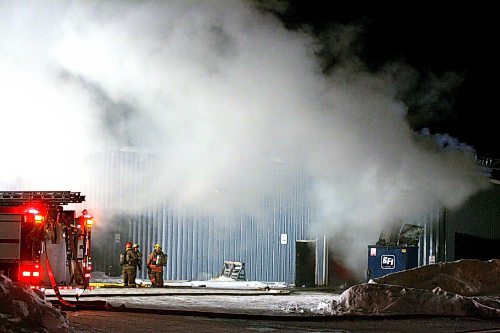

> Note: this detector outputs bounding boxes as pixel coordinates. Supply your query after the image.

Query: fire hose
[44,239,75,308]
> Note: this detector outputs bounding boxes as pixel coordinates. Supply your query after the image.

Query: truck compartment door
[0,214,22,260]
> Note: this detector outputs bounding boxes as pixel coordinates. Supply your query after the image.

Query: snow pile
[90,271,149,286]
[330,260,500,318]
[89,271,120,283]
[331,283,500,318]
[282,299,334,315]
[0,274,70,333]
[375,259,500,296]
[210,276,238,282]
[185,279,271,289]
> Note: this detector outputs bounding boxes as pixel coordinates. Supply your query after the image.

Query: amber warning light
[84,213,94,227]
[24,208,44,224]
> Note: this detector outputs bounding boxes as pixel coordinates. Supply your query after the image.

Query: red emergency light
[19,265,41,284]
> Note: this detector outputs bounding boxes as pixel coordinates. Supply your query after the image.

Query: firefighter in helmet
[147,243,167,287]
[121,241,139,287]
[132,243,142,273]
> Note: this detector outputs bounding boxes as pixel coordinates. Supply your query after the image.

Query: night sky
[271,3,497,156]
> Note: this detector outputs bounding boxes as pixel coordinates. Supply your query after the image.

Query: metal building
[445,181,500,261]
[85,150,499,285]
[85,149,328,284]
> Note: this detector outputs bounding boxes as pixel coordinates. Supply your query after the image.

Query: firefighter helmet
[154,243,161,249]
[125,242,133,248]
[132,243,139,248]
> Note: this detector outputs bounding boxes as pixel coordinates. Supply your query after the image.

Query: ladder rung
[0,191,85,206]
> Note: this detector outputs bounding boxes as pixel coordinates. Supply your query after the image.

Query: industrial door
[295,240,316,287]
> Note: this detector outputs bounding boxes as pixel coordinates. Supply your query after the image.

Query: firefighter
[147,243,167,287]
[121,242,139,287]
[132,243,142,273]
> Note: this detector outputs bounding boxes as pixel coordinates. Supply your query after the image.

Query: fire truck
[0,191,93,290]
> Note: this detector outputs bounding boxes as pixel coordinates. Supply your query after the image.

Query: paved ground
[68,310,500,333]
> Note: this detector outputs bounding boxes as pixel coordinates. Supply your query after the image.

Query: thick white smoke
[0,1,489,276]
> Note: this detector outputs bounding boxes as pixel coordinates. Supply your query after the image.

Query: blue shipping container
[367,245,419,280]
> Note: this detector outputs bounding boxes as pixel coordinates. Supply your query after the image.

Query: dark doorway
[295,240,316,287]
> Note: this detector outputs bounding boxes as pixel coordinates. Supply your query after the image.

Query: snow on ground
[98,292,337,316]
[4,258,499,333]
[0,274,70,333]
[90,271,290,290]
[81,259,500,318]
[47,259,495,319]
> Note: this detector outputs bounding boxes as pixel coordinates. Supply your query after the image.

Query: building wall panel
[86,151,499,284]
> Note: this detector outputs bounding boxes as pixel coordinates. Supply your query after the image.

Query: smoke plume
[0,1,489,276]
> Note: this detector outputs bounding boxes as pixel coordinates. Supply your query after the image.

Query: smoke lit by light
[0,1,489,276]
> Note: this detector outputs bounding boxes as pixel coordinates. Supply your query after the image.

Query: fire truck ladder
[0,191,85,206]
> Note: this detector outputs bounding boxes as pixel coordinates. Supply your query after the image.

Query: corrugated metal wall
[84,150,498,283]
[85,150,326,284]
[407,182,499,264]
[405,207,445,266]
[445,183,500,261]
[123,203,318,282]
